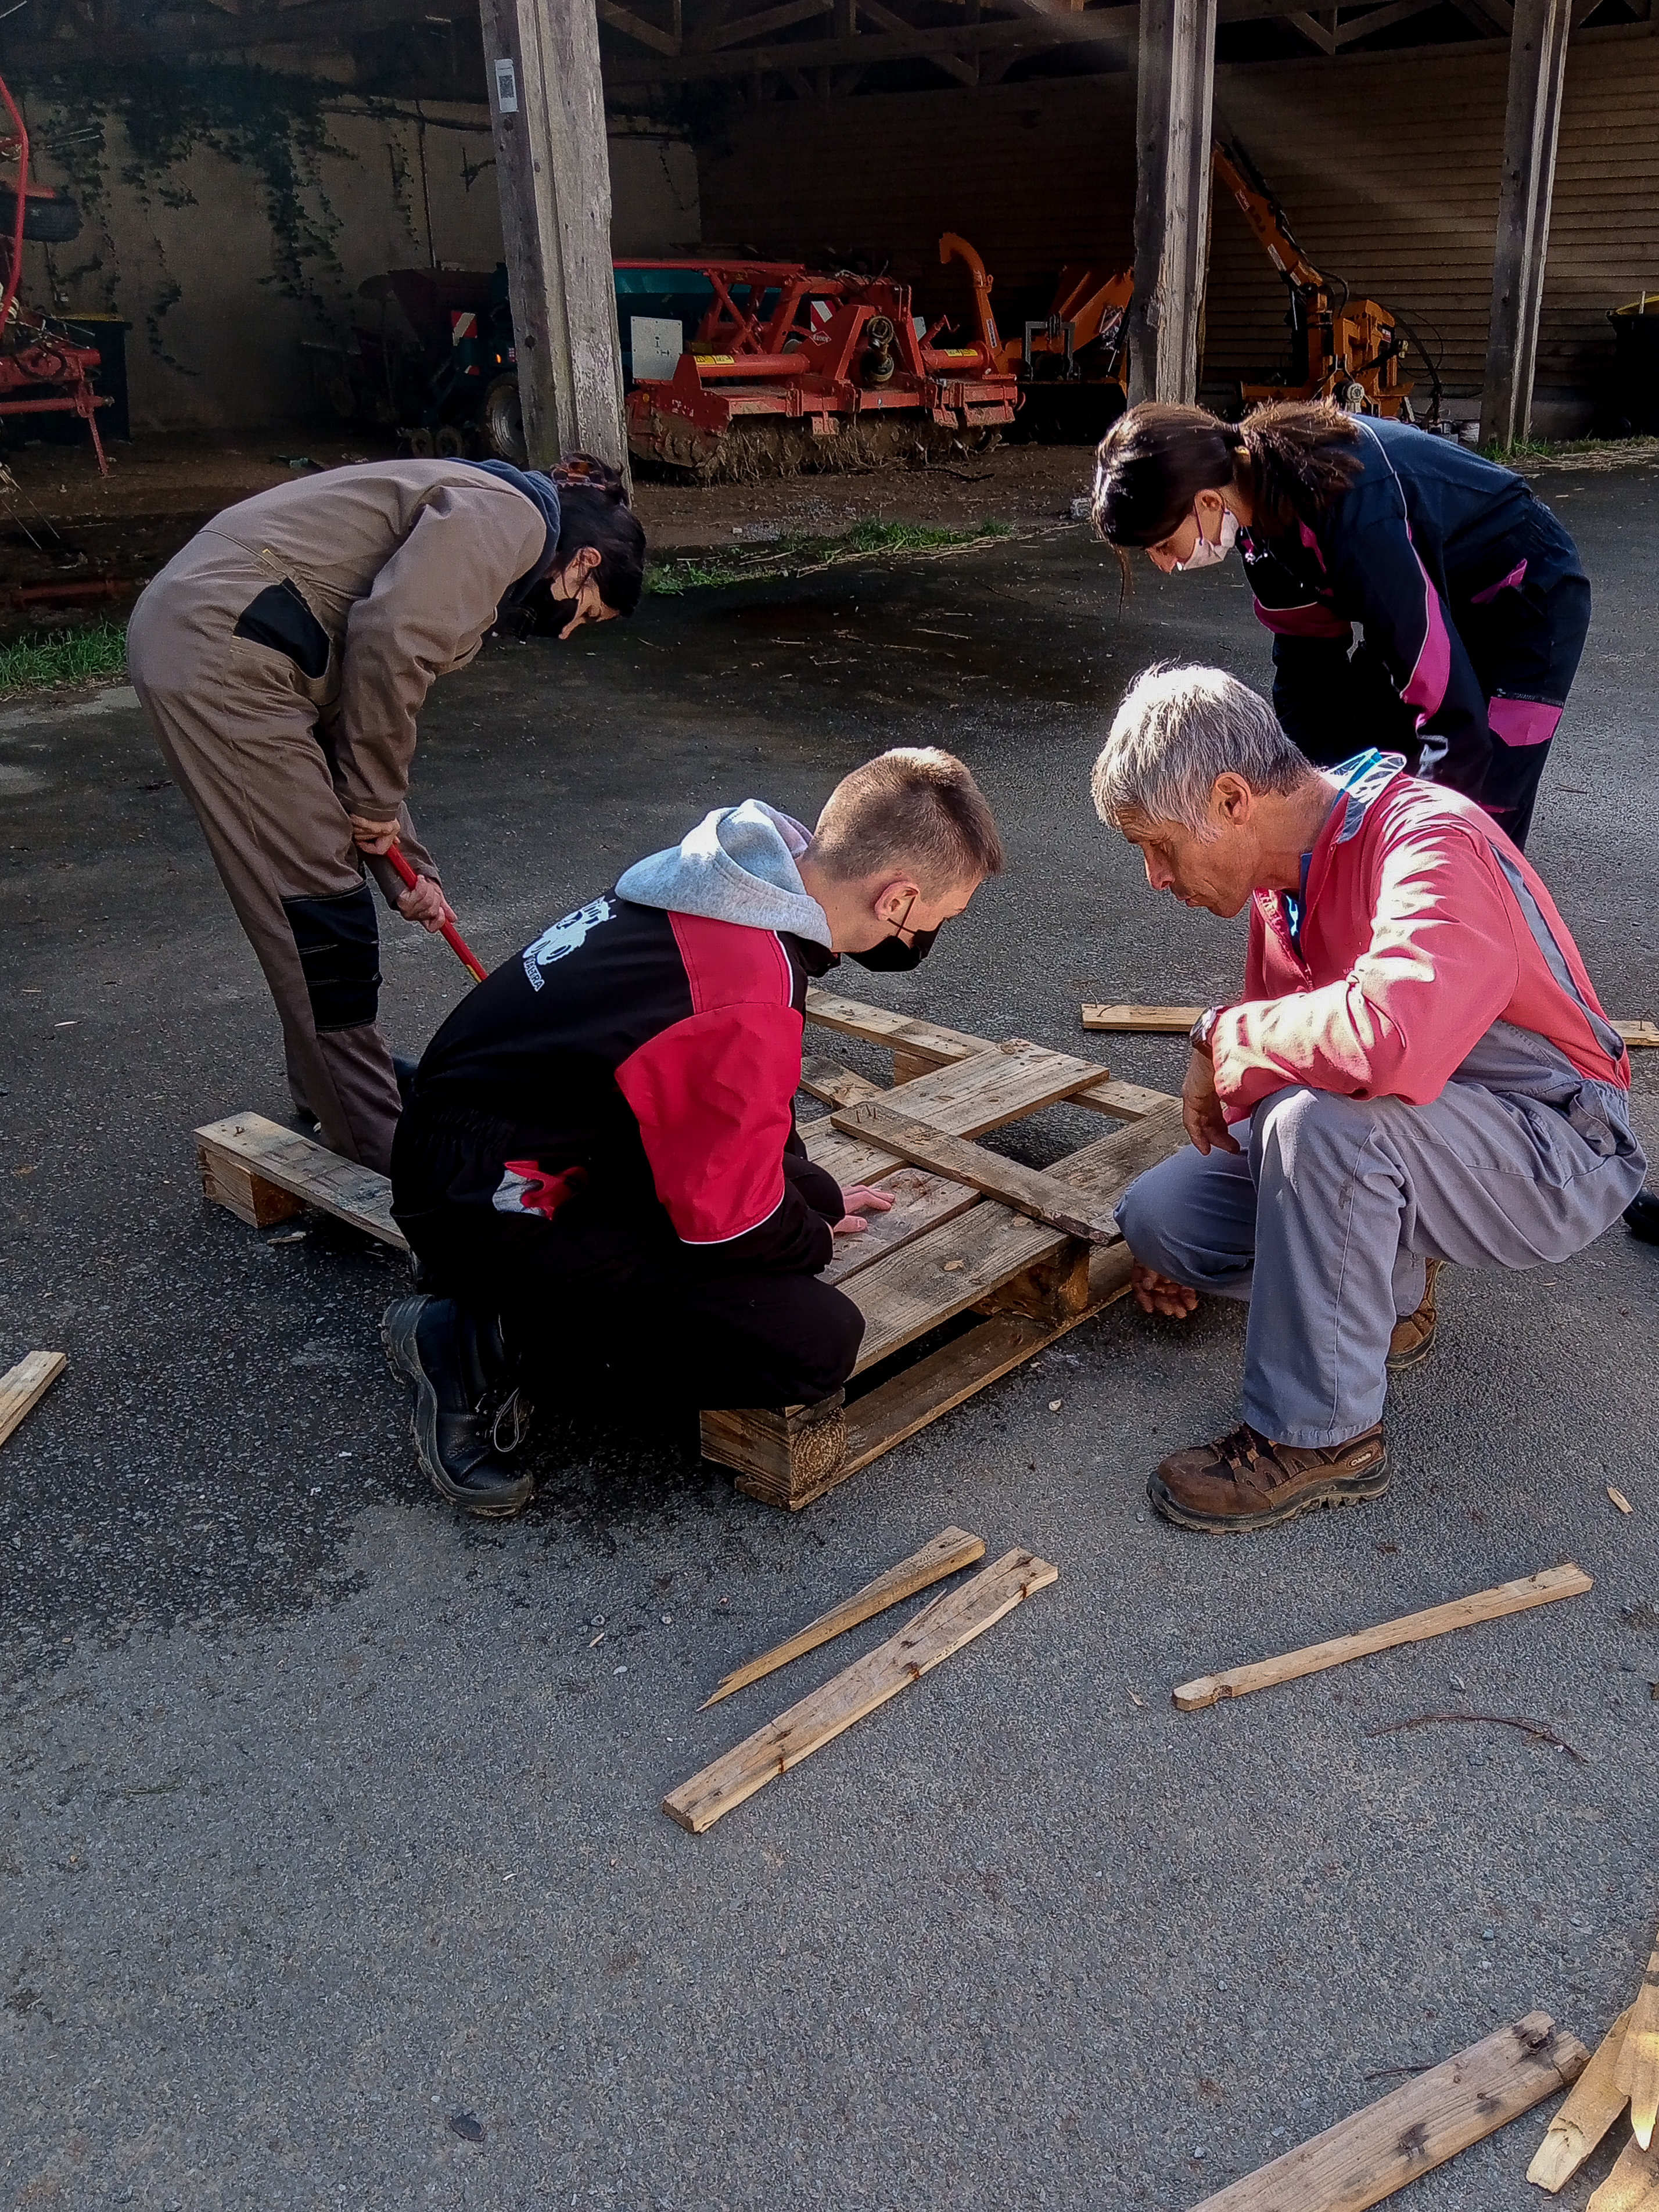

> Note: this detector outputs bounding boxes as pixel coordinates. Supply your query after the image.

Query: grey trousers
[1115,1033,1646,1447]
[128,533,433,1175]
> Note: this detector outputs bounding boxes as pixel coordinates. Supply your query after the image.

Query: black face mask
[849,927,939,973]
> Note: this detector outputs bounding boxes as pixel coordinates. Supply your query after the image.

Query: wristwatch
[1188,1006,1223,1058]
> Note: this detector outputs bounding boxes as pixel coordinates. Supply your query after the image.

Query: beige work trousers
[128,529,433,1175]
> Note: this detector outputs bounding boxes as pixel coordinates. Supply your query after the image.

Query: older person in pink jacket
[1098,662,1643,1535]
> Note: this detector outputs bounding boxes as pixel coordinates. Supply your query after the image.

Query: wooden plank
[807,986,1170,1124]
[1588,2134,1659,2212]
[1617,1019,1659,1049]
[1615,1926,1659,2150]
[830,1100,1125,1245]
[820,1165,981,1287]
[847,1100,1188,1374]
[195,1113,407,1251]
[1187,2011,1589,2212]
[1528,2007,1632,2189]
[803,986,992,1070]
[662,1547,1059,1832]
[1080,1002,1204,1033]
[0,1351,66,1450]
[702,1526,988,1706]
[1173,1563,1593,1711]
[799,1055,884,1109]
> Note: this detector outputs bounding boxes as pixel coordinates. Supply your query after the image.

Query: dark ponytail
[1235,401,1364,535]
[1091,398,1364,552]
[550,452,647,617]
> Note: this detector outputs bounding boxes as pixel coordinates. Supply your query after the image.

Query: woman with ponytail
[127,447,648,1173]
[1089,401,1588,850]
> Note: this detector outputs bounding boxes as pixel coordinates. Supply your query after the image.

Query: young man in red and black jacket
[383,748,1004,1514]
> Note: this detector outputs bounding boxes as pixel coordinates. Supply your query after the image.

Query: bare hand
[396,875,456,935]
[832,1183,896,1237]
[350,814,401,855]
[1182,1047,1241,1157]
[1132,1261,1200,1320]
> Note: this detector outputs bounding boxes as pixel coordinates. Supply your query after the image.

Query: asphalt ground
[2,460,1657,2211]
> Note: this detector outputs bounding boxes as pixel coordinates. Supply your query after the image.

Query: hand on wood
[1131,1261,1198,1319]
[832,1184,896,1237]
[1182,1046,1240,1156]
[349,813,402,855]
[396,874,456,934]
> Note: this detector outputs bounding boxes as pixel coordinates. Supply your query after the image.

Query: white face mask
[1173,503,1238,573]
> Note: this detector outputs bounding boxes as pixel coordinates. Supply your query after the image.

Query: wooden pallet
[193,997,1184,1511]
[698,990,1185,1510]
[1080,1001,1659,1048]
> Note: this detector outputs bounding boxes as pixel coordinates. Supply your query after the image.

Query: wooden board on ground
[1173,1564,1593,1711]
[1080,1003,1204,1033]
[1615,1020,1659,1050]
[1588,2134,1659,2211]
[663,1547,1058,1832]
[196,1113,406,1251]
[702,1526,986,1707]
[0,1351,66,1450]
[1187,2011,1588,2212]
[1615,1925,1659,2150]
[1528,2007,1631,2189]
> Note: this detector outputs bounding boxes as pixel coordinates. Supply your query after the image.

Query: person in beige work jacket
[127,454,645,1175]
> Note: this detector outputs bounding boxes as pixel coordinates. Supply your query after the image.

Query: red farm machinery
[0,69,109,474]
[621,235,1021,479]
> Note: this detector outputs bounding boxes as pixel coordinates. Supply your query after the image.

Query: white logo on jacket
[522,896,615,990]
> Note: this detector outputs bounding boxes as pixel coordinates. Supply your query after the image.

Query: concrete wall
[21,86,701,432]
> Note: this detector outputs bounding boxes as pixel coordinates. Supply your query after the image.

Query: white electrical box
[630,317,684,383]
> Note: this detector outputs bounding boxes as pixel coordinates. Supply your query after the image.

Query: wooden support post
[1480,0,1572,448]
[700,1391,849,1511]
[1126,0,1219,404]
[478,0,631,479]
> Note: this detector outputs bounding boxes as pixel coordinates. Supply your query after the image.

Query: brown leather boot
[1150,1422,1389,1532]
[1387,1258,1443,1373]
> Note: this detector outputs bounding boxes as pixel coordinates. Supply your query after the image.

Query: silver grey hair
[1090,662,1314,841]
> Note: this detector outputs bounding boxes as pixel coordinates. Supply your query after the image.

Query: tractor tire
[0,188,82,244]
[479,373,527,465]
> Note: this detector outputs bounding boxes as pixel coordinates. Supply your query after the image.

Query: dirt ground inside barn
[1,451,1657,2210]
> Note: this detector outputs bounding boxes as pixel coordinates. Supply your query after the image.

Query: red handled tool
[383,842,489,983]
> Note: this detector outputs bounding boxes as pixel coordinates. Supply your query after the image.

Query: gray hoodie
[615,799,832,949]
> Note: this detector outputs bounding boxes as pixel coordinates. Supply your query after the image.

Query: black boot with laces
[382,1294,534,1517]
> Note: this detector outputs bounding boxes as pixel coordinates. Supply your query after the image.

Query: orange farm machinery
[622,237,1021,479]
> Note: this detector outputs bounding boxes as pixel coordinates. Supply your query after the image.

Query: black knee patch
[234,579,332,678]
[283,883,381,1032]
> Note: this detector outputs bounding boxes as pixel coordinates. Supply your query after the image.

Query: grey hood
[614,800,831,949]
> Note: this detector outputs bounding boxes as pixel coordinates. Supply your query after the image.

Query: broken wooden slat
[830,1100,1125,1244]
[0,1351,66,1451]
[1080,1002,1204,1033]
[1187,2011,1588,2212]
[195,1112,407,1250]
[1173,1563,1592,1711]
[663,1546,1058,1832]
[799,1055,885,1110]
[702,1525,988,1707]
[1615,1020,1659,1050]
[1615,1924,1659,2150]
[1528,2007,1632,2191]
[1588,2133,1659,2211]
[820,1166,981,1287]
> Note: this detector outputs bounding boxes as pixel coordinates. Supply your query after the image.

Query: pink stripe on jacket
[1212,767,1628,1118]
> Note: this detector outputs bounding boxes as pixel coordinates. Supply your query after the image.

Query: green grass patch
[0,620,128,695]
[1479,432,1659,467]
[647,517,1014,597]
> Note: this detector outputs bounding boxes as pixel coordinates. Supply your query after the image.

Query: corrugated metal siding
[696,26,1659,403]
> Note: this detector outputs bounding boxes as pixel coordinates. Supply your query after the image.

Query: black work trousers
[390,1116,863,1413]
